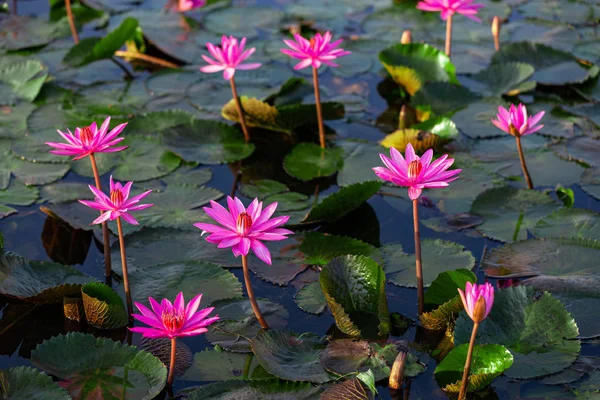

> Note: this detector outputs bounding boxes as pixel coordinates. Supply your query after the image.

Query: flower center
[309,38,316,49]
[508,123,520,137]
[161,309,185,332]
[236,212,252,235]
[80,126,94,146]
[110,190,124,206]
[407,160,423,180]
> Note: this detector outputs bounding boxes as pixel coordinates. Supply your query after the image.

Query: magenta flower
[458,282,494,323]
[373,144,461,201]
[175,0,205,11]
[416,0,485,21]
[200,36,261,80]
[79,176,153,225]
[130,292,219,339]
[280,31,351,70]
[194,197,293,265]
[491,104,545,137]
[46,117,128,160]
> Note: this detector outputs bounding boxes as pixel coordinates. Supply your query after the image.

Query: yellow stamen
[236,212,252,235]
[407,160,423,180]
[110,190,124,205]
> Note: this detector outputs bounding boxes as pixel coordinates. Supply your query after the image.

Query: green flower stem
[458,322,480,400]
[89,153,113,283]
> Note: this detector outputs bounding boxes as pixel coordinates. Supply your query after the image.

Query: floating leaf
[565,136,600,168]
[305,181,382,223]
[300,232,380,266]
[178,379,321,399]
[0,148,69,190]
[412,82,480,116]
[0,204,17,219]
[0,60,48,104]
[40,182,94,204]
[534,208,600,240]
[424,269,477,307]
[140,338,192,378]
[0,16,69,51]
[283,143,344,182]
[420,296,464,331]
[203,6,284,38]
[0,366,71,400]
[581,168,600,200]
[0,181,39,206]
[337,141,387,187]
[380,129,445,153]
[320,255,390,339]
[181,350,272,382]
[81,282,128,329]
[31,333,167,399]
[435,344,514,392]
[454,286,580,379]
[321,377,373,400]
[294,282,327,315]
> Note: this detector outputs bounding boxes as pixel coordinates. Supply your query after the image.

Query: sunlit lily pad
[81,281,128,329]
[300,232,381,266]
[0,366,71,400]
[461,62,535,97]
[455,286,580,379]
[31,333,167,399]
[305,181,382,223]
[283,143,344,182]
[534,208,600,240]
[412,82,481,116]
[0,60,48,104]
[0,204,17,219]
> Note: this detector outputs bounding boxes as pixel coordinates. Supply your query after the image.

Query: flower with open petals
[194,197,293,265]
[416,0,484,21]
[491,103,545,137]
[200,36,261,80]
[458,282,494,323]
[79,176,153,225]
[280,31,351,70]
[373,144,461,200]
[46,117,128,160]
[174,0,204,11]
[130,292,219,339]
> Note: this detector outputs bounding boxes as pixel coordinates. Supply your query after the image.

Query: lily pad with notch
[294,282,327,315]
[0,366,71,400]
[305,181,382,223]
[534,208,600,240]
[283,143,344,182]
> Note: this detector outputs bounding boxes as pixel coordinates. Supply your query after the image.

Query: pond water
[1,0,599,398]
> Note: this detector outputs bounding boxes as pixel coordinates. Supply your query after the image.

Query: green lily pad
[294,282,327,315]
[387,240,476,288]
[434,344,514,392]
[505,20,579,53]
[112,135,182,181]
[300,232,380,266]
[362,5,437,43]
[0,16,69,51]
[178,380,322,400]
[470,186,560,242]
[0,204,17,219]
[424,269,477,307]
[203,6,284,38]
[517,0,595,25]
[0,148,70,190]
[0,250,94,303]
[283,143,344,182]
[305,181,382,223]
[0,103,36,139]
[140,337,192,378]
[127,260,242,306]
[463,62,535,97]
[240,179,288,199]
[0,60,48,104]
[40,182,94,204]
[0,180,39,206]
[31,333,167,400]
[127,110,195,133]
[250,330,332,383]
[565,136,600,168]
[412,82,481,116]
[534,208,600,240]
[452,99,509,139]
[0,366,71,400]
[321,378,372,400]
[81,282,128,329]
[320,255,390,339]
[181,350,272,382]
[581,168,600,200]
[336,141,388,187]
[454,286,580,379]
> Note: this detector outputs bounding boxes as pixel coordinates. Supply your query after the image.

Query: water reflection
[41,214,93,266]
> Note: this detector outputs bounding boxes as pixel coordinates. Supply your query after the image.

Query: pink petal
[408,186,422,200]
[251,239,272,264]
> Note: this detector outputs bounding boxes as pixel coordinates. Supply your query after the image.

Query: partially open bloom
[79,176,153,225]
[174,0,205,11]
[130,292,219,339]
[416,0,484,21]
[200,36,261,80]
[373,144,461,200]
[491,104,545,137]
[46,117,128,160]
[195,197,293,265]
[280,31,351,70]
[458,282,494,323]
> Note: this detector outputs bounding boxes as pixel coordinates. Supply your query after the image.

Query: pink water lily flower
[79,176,153,225]
[491,104,545,137]
[373,144,461,200]
[281,31,351,70]
[416,0,485,21]
[195,197,293,265]
[130,292,219,339]
[458,282,494,323]
[46,117,128,160]
[175,0,205,11]
[200,36,262,80]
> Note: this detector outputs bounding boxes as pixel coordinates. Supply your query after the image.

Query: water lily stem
[242,255,270,330]
[11,0,17,14]
[492,16,500,51]
[168,338,177,386]
[113,50,179,69]
[65,0,79,44]
[116,217,133,319]
[413,199,424,316]
[515,135,534,189]
[89,153,112,283]
[312,66,326,149]
[458,322,480,400]
[230,76,250,143]
[445,14,453,57]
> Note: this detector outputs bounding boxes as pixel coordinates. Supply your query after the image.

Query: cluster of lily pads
[0,0,599,398]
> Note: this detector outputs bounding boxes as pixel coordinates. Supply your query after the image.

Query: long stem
[230,76,250,143]
[445,14,453,57]
[116,217,133,317]
[458,322,480,400]
[242,255,269,330]
[312,66,326,149]
[167,338,177,386]
[65,0,79,44]
[113,50,179,69]
[413,199,424,316]
[515,135,534,189]
[492,16,500,51]
[89,154,112,283]
[11,0,17,14]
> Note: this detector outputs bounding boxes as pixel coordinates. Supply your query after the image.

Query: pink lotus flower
[373,144,461,201]
[175,0,205,11]
[130,292,219,339]
[416,0,485,21]
[200,36,262,80]
[491,104,545,137]
[79,176,153,225]
[458,282,494,323]
[46,117,128,160]
[194,197,293,265]
[280,31,351,70]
